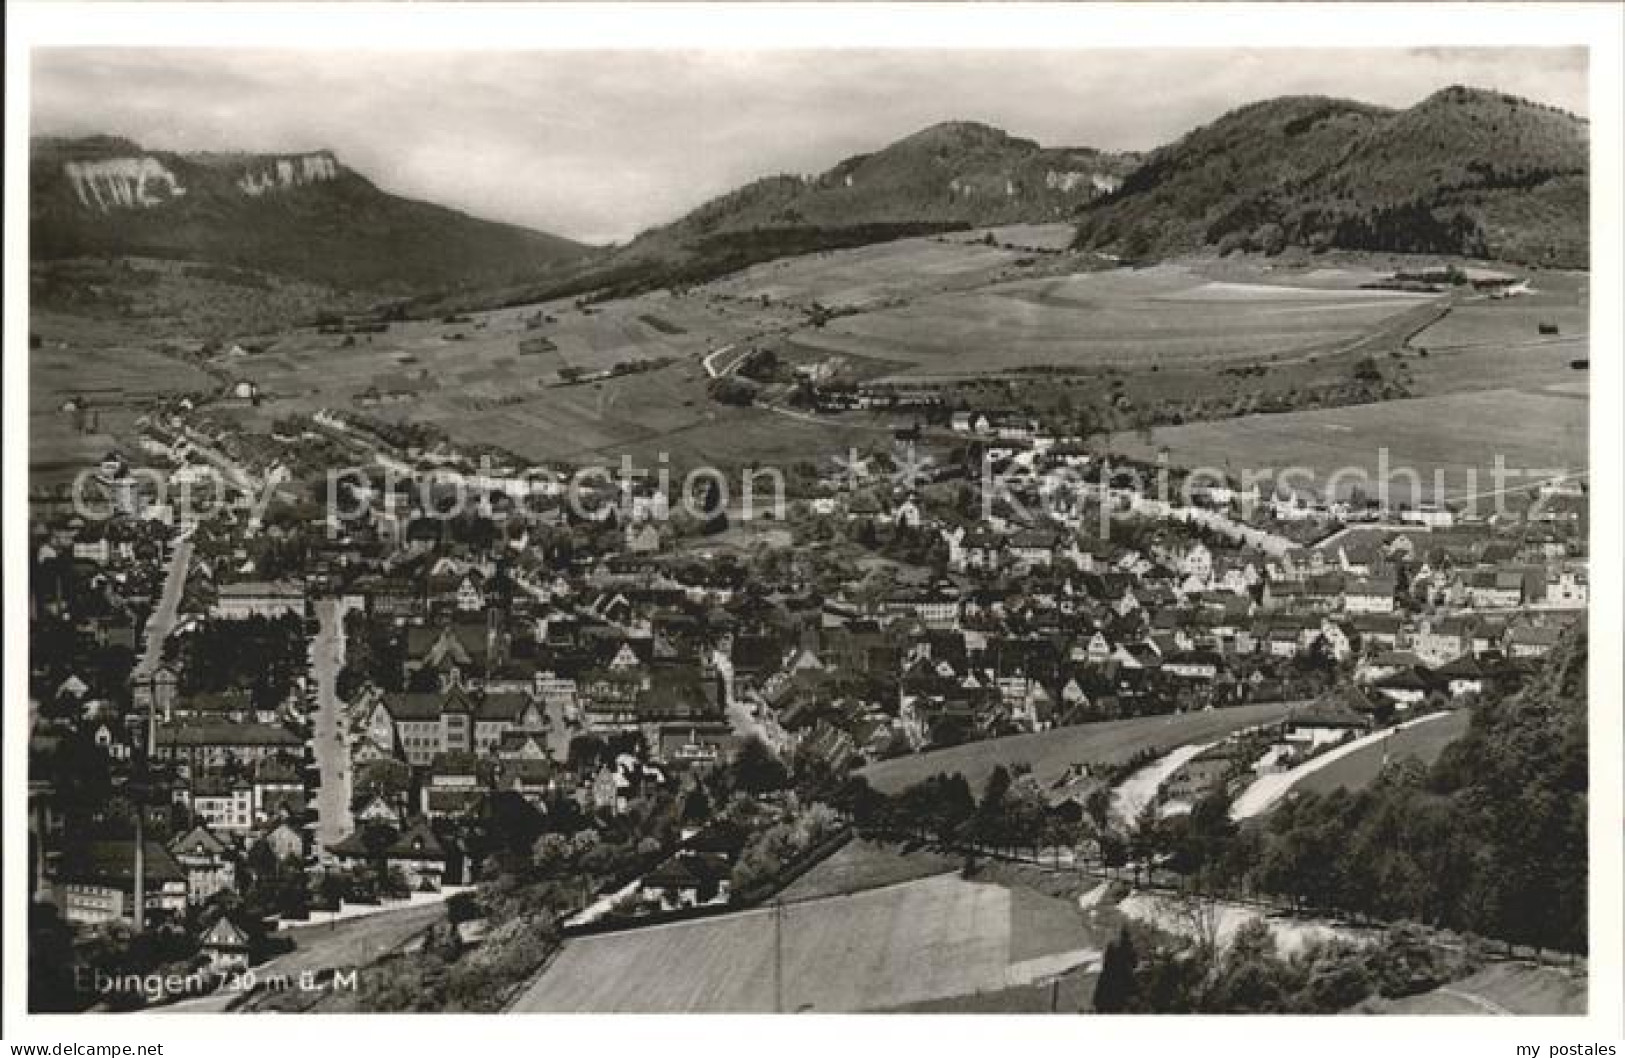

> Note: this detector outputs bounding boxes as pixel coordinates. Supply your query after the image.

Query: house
[251,758,306,823]
[154,722,302,770]
[168,825,237,904]
[405,620,497,685]
[1344,577,1396,615]
[357,793,405,827]
[55,840,189,925]
[1465,569,1525,609]
[211,580,306,620]
[1162,650,1223,681]
[1400,503,1455,529]
[1506,622,1563,659]
[189,775,256,833]
[421,753,489,818]
[1357,649,1423,685]
[640,853,730,910]
[1178,543,1214,583]
[1544,568,1588,609]
[1316,619,1354,662]
[1411,617,1472,666]
[1371,669,1431,710]
[1281,693,1374,746]
[199,916,253,972]
[454,571,487,612]
[892,495,924,529]
[1349,613,1405,651]
[1008,529,1056,567]
[330,822,447,891]
[261,821,308,863]
[625,523,662,554]
[1435,653,1487,698]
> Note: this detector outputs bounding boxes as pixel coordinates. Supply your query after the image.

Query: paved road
[310,597,355,852]
[134,533,193,681]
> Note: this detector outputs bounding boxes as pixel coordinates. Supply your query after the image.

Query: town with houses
[19,36,1604,1018]
[26,387,1588,1007]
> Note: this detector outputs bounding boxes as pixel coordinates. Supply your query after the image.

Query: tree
[729,737,789,796]
[1092,927,1141,1012]
[680,783,713,825]
[1252,222,1288,256]
[1128,801,1164,887]
[354,757,412,804]
[1205,918,1289,1013]
[1298,941,1375,1011]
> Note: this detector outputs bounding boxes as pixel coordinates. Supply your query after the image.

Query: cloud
[31,48,1588,244]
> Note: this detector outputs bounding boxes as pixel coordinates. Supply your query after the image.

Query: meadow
[784,263,1439,380]
[1101,263,1589,500]
[32,235,1588,495]
[29,336,220,490]
[1407,270,1588,350]
[1111,386,1586,505]
[703,231,1037,311]
[1358,963,1586,1016]
[860,701,1301,796]
[1288,708,1470,799]
[513,870,1100,1013]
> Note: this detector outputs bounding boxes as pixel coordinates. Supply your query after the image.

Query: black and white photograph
[4,0,1621,1044]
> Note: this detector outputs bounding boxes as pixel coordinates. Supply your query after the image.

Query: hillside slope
[410,120,1138,312]
[1073,86,1588,267]
[30,136,594,295]
[576,121,1139,297]
[639,121,1137,246]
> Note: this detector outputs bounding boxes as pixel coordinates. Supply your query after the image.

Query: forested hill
[1263,628,1587,954]
[1072,86,1589,267]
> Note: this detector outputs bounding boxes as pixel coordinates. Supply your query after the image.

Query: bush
[444,912,560,1012]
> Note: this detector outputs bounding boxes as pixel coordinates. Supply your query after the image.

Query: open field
[1408,271,1588,350]
[879,967,1096,1013]
[1290,708,1470,799]
[775,838,960,904]
[29,338,222,489]
[186,281,824,465]
[31,242,1587,488]
[788,264,1439,380]
[1356,963,1586,1016]
[947,222,1082,253]
[861,702,1301,796]
[1113,387,1585,505]
[31,335,219,405]
[704,233,1038,311]
[1233,712,1461,820]
[1102,264,1588,500]
[514,870,1104,1012]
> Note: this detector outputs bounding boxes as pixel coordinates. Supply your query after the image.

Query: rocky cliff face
[31,137,591,293]
[235,152,341,196]
[63,156,187,211]
[55,148,342,211]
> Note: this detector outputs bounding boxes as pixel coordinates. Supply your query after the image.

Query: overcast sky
[32,48,1586,245]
